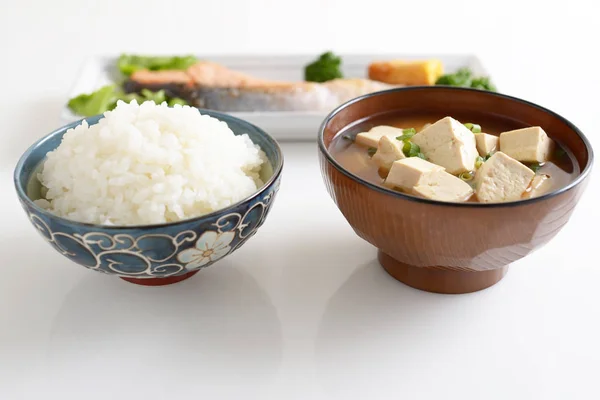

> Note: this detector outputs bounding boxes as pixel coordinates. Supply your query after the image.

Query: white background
[1,0,599,399]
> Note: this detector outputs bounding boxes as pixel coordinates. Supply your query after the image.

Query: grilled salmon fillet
[126,61,398,112]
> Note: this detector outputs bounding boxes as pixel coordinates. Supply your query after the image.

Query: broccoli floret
[304,52,343,83]
[435,67,497,92]
[435,67,472,87]
[470,76,497,92]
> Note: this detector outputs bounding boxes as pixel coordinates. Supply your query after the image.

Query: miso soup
[329,112,578,203]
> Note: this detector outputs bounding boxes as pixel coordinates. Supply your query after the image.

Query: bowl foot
[120,270,200,286]
[378,251,508,294]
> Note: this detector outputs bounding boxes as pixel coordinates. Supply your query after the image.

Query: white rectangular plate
[61,54,491,141]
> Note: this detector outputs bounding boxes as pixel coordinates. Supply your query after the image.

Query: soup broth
[329,112,578,203]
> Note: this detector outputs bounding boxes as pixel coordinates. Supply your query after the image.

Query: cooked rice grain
[35,100,266,225]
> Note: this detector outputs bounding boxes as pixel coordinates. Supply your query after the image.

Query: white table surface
[1,1,600,399]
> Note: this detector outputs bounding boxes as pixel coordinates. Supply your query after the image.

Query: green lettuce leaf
[168,97,188,107]
[117,54,198,76]
[67,85,118,117]
[67,86,189,117]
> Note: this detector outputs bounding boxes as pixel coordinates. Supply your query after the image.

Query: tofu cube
[474,152,535,203]
[475,133,498,156]
[413,170,474,202]
[355,125,404,148]
[372,135,406,170]
[384,157,444,191]
[411,116,478,174]
[523,174,552,199]
[499,126,554,163]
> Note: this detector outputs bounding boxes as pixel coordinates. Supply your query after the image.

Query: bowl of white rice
[14,101,283,286]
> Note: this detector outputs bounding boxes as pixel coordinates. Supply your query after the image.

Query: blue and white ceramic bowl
[14,110,283,286]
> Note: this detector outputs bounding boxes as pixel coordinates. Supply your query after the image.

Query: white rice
[35,100,266,226]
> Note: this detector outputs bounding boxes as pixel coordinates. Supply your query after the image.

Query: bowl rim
[318,86,594,208]
[14,108,284,229]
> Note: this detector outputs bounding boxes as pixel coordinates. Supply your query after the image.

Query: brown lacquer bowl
[318,87,593,294]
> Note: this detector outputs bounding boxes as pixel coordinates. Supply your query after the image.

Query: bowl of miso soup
[318,86,593,294]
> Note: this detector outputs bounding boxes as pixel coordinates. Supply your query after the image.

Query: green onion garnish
[554,147,567,158]
[475,153,493,168]
[527,163,541,173]
[367,147,377,157]
[402,141,422,158]
[464,123,482,133]
[475,156,484,169]
[459,171,474,181]
[396,128,417,141]
[417,152,426,160]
